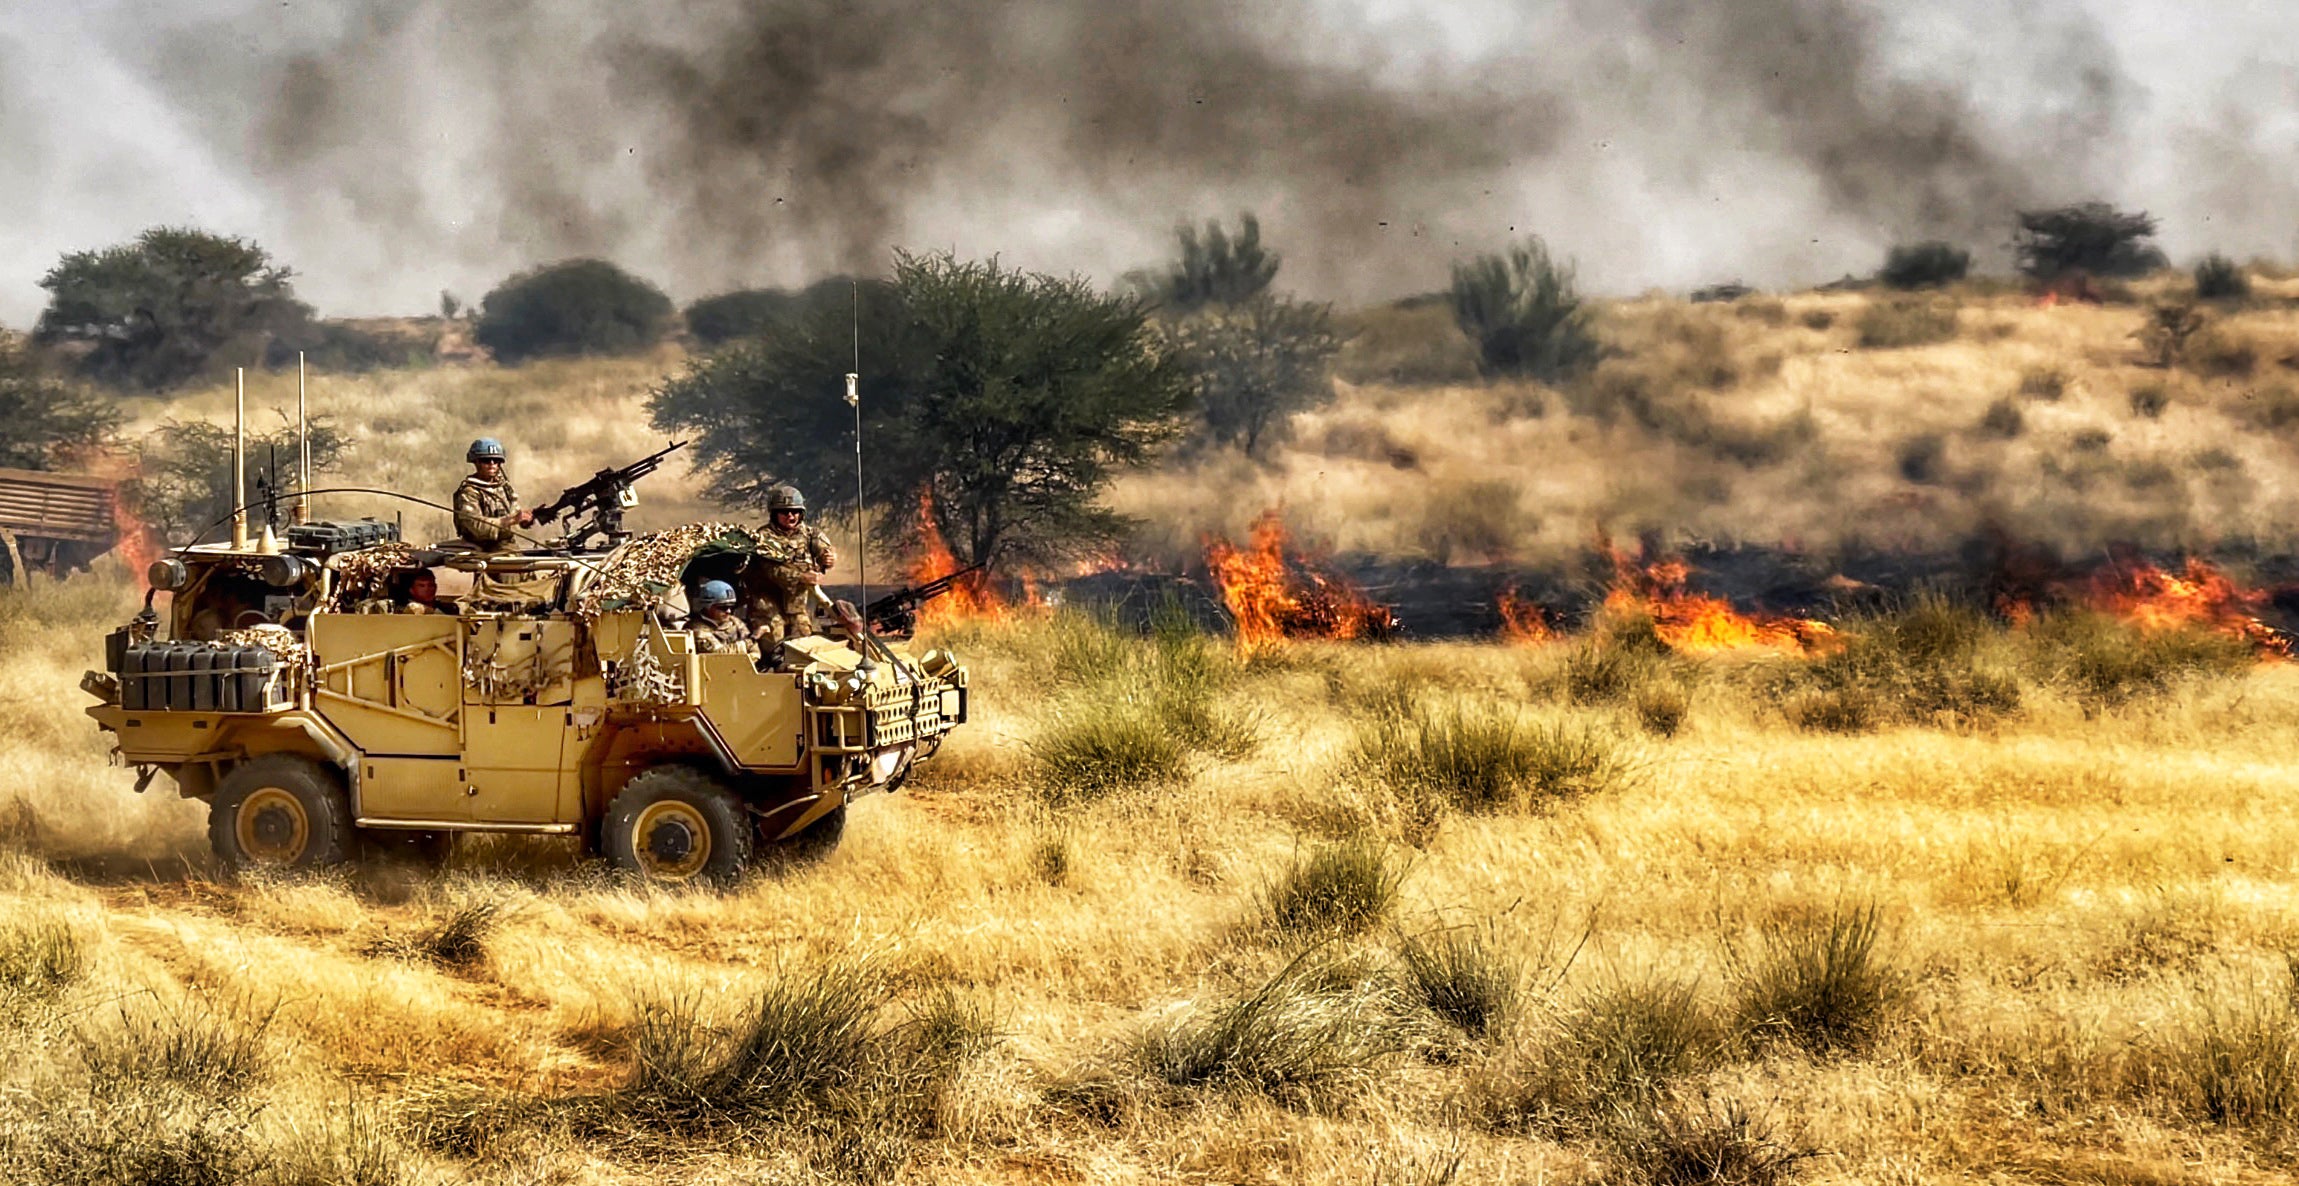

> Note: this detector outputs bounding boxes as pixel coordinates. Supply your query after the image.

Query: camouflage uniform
[693,612,758,658]
[453,475,522,550]
[746,524,838,646]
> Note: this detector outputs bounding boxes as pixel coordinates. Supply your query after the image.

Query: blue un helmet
[466,438,506,463]
[697,580,738,610]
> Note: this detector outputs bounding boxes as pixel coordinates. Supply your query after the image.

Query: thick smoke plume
[0,1,2292,321]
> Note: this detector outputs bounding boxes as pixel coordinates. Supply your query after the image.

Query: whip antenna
[846,280,873,670]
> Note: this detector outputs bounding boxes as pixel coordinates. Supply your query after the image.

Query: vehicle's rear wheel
[763,802,847,866]
[209,756,352,871]
[602,766,752,884]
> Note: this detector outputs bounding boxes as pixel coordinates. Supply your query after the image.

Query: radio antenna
[295,351,311,523]
[846,280,871,670]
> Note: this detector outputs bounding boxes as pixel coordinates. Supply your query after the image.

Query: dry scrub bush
[1725,904,1908,1056]
[2018,365,2068,400]
[360,894,503,970]
[1129,953,1404,1109]
[1855,299,1958,349]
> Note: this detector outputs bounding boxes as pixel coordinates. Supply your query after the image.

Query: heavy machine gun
[865,563,987,634]
[533,441,686,550]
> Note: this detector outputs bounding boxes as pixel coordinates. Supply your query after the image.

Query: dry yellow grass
[10,284,2299,1182]
[6,569,2299,1182]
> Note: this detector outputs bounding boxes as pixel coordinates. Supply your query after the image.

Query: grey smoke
[0,0,2293,325]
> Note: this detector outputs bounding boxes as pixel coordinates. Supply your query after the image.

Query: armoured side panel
[463,618,577,706]
[356,756,469,822]
[461,705,573,824]
[696,656,804,770]
[309,614,462,756]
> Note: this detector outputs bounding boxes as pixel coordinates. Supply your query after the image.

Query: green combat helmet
[767,485,806,513]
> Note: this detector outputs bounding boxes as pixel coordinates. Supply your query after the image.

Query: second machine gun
[865,562,988,635]
[532,441,686,550]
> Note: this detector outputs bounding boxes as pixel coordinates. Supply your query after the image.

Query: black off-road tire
[209,755,353,872]
[762,802,847,867]
[602,766,753,884]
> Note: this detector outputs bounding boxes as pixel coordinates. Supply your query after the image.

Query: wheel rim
[235,787,310,864]
[631,801,712,881]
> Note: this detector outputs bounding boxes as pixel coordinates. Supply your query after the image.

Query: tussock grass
[1346,702,1635,815]
[1131,953,1403,1107]
[79,992,273,1101]
[1259,837,1404,938]
[1727,904,1908,1055]
[1599,1096,1817,1186]
[1767,597,2020,731]
[2140,968,2299,1133]
[1475,975,1725,1134]
[0,916,82,999]
[1855,299,1958,349]
[2021,611,2253,708]
[1029,606,1259,802]
[1396,924,1520,1039]
[361,896,503,970]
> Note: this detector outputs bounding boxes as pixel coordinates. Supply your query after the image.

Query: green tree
[2013,203,2166,281]
[1450,237,1601,382]
[473,259,675,364]
[1147,213,1281,313]
[0,336,119,470]
[650,254,1191,568]
[1878,241,1971,289]
[1165,297,1344,458]
[33,227,312,391]
[683,278,861,348]
[126,417,346,544]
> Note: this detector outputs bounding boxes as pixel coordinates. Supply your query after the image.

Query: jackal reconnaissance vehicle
[80,441,967,883]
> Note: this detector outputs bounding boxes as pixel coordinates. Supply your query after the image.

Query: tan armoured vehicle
[81,509,968,883]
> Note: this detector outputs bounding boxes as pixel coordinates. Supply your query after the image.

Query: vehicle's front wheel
[209,755,352,872]
[602,767,753,884]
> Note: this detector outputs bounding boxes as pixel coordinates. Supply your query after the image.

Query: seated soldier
[687,580,757,659]
[398,569,456,616]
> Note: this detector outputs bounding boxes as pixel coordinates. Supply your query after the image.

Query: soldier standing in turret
[746,485,839,647]
[453,438,532,551]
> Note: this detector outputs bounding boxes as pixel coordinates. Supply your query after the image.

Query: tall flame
[1601,543,1834,654]
[1205,509,1399,650]
[1497,586,1557,644]
[910,488,1007,627]
[2081,557,2290,655]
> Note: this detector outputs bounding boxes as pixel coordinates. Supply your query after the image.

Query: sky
[0,0,2293,325]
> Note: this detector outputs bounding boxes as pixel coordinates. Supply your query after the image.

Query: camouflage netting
[221,623,309,670]
[569,523,755,620]
[325,542,425,610]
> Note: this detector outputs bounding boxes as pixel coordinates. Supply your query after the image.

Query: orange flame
[1205,509,1399,650]
[2082,557,2290,655]
[909,489,1008,628]
[1497,586,1557,644]
[1601,543,1835,654]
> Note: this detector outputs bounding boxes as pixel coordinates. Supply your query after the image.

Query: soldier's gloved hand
[516,509,534,526]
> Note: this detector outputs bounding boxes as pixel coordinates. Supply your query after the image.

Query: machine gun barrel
[865,562,988,633]
[532,440,686,526]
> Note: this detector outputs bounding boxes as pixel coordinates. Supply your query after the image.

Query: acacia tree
[34,227,312,391]
[0,336,118,470]
[649,253,1192,568]
[1164,297,1343,458]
